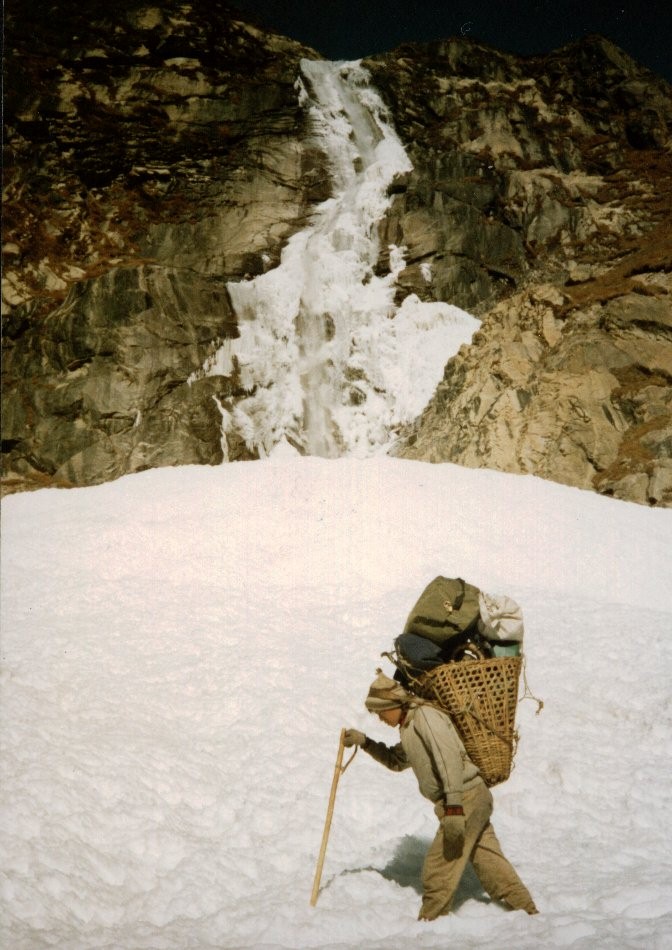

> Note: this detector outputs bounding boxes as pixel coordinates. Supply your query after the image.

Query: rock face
[2,0,324,488]
[3,3,672,505]
[367,38,672,505]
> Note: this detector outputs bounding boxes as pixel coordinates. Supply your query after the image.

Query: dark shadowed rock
[3,0,324,488]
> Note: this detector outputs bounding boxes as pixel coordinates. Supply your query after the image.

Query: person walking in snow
[344,671,538,921]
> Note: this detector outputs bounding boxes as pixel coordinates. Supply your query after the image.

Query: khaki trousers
[419,780,536,920]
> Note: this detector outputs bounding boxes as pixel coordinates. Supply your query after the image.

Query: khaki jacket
[363,704,481,807]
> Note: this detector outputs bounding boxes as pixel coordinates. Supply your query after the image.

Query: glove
[343,729,367,748]
[441,812,466,859]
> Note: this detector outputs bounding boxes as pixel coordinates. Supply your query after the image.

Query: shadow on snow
[333,835,492,909]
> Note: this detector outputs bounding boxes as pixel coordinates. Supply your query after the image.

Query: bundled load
[392,576,526,787]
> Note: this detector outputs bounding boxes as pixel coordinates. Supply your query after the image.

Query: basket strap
[520,657,544,715]
[422,677,516,748]
[380,649,428,694]
[455,701,516,748]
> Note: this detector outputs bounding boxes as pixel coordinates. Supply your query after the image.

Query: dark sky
[231,0,672,82]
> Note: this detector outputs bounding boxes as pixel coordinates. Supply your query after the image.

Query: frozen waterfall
[199,59,479,459]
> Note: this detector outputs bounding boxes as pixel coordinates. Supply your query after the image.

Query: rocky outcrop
[2,0,324,490]
[3,4,671,505]
[366,37,672,505]
[402,268,672,505]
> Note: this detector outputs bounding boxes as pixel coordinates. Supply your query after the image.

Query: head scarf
[364,670,412,712]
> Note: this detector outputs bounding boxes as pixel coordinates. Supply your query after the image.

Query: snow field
[1,457,671,949]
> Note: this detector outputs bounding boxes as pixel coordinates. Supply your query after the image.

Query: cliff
[369,37,672,504]
[3,2,671,504]
[3,0,324,486]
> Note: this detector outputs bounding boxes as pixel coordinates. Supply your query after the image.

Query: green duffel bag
[402,576,481,646]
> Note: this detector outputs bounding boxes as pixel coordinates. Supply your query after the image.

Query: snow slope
[2,457,671,949]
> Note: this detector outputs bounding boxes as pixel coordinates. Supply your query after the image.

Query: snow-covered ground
[2,457,671,949]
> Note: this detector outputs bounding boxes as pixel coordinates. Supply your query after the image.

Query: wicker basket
[416,656,523,787]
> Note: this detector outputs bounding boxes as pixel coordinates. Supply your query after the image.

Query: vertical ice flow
[200,59,479,459]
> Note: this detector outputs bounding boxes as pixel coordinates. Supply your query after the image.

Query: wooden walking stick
[310,727,358,906]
